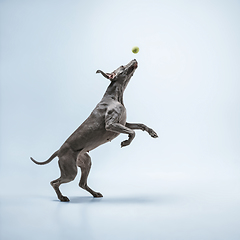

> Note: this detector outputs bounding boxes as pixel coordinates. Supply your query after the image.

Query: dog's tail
[30,150,58,165]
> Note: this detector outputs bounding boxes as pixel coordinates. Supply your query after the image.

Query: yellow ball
[132,46,139,54]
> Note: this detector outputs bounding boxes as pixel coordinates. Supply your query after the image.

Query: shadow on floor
[60,194,181,205]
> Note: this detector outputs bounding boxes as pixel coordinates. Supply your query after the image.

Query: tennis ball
[132,46,139,54]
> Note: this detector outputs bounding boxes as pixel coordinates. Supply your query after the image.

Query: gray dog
[31,59,158,202]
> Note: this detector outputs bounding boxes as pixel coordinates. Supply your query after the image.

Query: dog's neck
[103,81,128,105]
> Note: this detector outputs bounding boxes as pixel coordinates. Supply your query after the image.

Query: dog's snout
[133,59,138,68]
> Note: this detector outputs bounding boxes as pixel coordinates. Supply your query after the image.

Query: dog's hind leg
[50,148,78,202]
[77,152,103,198]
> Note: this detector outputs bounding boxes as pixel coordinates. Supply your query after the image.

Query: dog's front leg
[105,109,135,147]
[125,122,158,138]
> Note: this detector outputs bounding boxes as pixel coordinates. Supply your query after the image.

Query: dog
[31,59,158,202]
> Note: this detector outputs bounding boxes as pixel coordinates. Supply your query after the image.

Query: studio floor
[1,172,239,240]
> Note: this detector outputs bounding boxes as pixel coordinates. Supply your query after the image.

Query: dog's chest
[119,107,127,125]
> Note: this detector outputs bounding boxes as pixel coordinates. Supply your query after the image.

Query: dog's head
[96,59,138,86]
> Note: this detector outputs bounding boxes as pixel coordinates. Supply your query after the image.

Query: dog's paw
[93,192,103,198]
[149,128,158,138]
[121,140,130,148]
[59,196,70,202]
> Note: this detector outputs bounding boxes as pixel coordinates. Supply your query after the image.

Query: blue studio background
[0,0,240,239]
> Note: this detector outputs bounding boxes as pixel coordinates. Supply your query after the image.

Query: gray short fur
[30,59,158,202]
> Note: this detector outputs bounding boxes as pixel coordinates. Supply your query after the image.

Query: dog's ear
[96,70,115,81]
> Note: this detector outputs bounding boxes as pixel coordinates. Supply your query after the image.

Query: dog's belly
[85,130,120,152]
[64,117,122,152]
[64,100,126,152]
[66,127,120,152]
